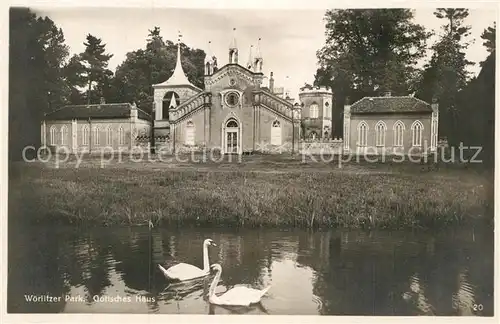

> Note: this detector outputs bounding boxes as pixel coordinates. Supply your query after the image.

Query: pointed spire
[253,38,263,73]
[228,28,239,64]
[229,27,237,49]
[246,45,254,70]
[175,30,182,67]
[205,41,214,75]
[205,41,213,64]
[168,92,177,108]
[156,30,197,88]
[255,37,262,59]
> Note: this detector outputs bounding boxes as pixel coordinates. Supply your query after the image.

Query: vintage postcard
[3,0,498,323]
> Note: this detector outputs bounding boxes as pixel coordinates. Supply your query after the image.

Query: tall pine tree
[64,54,87,104]
[80,34,114,104]
[415,9,473,147]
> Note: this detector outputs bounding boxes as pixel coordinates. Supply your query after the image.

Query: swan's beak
[211,242,217,247]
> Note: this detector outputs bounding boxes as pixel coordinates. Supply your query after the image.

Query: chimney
[269,72,274,93]
[100,97,106,104]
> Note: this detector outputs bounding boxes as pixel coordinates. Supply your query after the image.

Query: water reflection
[402,273,435,315]
[452,270,476,316]
[7,224,494,316]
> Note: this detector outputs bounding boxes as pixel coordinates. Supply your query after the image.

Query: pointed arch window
[357,121,368,147]
[118,126,125,145]
[82,126,89,145]
[60,125,68,145]
[393,120,405,147]
[375,121,387,147]
[185,120,195,146]
[226,119,238,128]
[93,126,100,146]
[271,119,282,146]
[411,120,424,147]
[309,103,319,119]
[50,126,57,145]
[106,126,112,146]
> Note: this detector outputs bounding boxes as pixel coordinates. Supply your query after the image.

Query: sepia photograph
[4,1,497,320]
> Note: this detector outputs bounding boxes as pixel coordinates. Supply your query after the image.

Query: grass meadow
[8,153,493,230]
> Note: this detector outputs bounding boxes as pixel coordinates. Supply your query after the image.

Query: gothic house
[152,32,301,154]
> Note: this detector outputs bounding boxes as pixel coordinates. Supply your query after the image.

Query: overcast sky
[34,6,497,100]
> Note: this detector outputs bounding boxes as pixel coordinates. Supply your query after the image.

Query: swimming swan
[208,264,271,306]
[158,238,217,281]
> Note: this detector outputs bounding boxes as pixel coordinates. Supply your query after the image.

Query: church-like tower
[204,41,218,76]
[246,45,254,70]
[299,85,333,140]
[253,38,263,73]
[228,28,238,64]
[152,32,202,137]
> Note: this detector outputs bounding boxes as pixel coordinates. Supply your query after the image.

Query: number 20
[473,304,483,311]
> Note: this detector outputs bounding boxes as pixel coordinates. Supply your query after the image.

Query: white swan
[208,264,271,306]
[158,238,217,281]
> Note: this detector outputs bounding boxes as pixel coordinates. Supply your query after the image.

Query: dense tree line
[9,8,495,164]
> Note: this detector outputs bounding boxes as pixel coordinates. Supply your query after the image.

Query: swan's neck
[202,243,209,271]
[208,268,221,298]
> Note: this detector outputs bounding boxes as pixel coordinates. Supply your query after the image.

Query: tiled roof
[45,103,151,121]
[350,96,432,114]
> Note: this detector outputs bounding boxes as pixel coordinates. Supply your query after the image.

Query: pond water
[7,224,494,316]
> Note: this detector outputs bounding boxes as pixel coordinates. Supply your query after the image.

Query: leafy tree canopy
[112,26,206,113]
[314,9,430,136]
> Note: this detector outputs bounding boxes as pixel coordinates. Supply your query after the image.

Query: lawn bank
[9,163,492,230]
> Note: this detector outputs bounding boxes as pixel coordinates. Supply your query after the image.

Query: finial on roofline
[229,27,238,64]
[230,27,237,49]
[247,44,254,70]
[255,37,262,58]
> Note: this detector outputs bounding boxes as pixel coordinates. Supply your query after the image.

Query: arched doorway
[222,118,240,154]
